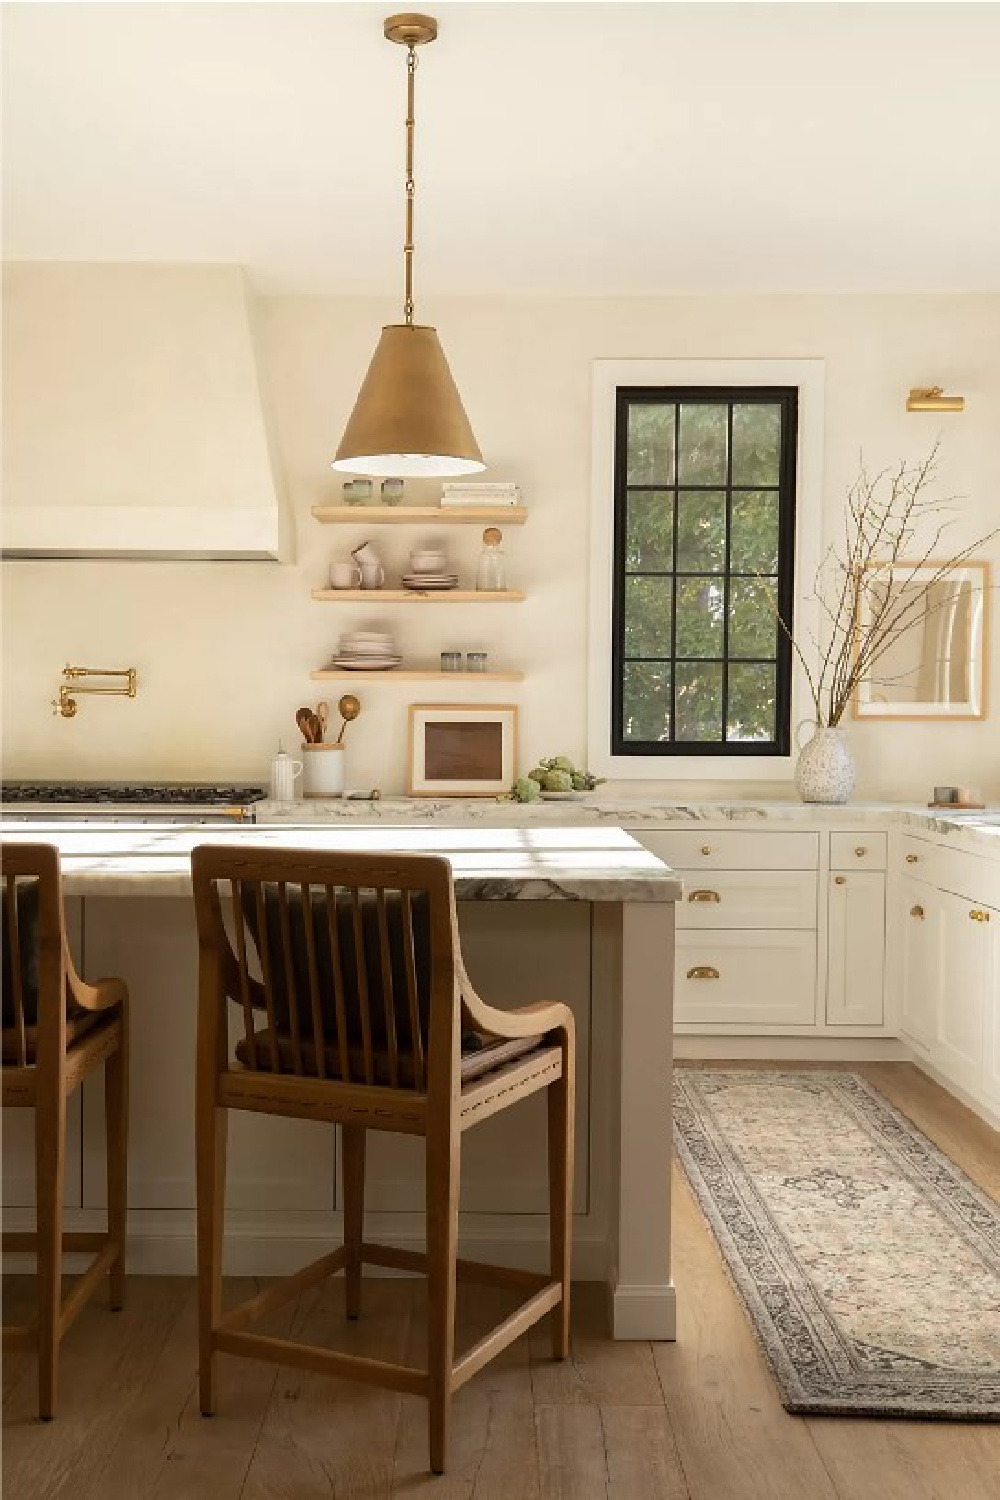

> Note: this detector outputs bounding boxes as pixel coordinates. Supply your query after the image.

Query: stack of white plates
[329,631,402,671]
[401,572,459,591]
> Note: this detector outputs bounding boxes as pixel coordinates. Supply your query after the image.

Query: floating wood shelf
[312,505,528,526]
[310,669,524,683]
[311,589,526,603]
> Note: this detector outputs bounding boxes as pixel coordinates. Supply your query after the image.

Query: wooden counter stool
[192,845,575,1474]
[1,842,129,1419]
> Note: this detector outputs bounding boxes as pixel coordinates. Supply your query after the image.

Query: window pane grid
[613,386,796,756]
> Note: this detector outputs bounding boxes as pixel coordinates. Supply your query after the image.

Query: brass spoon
[336,694,361,744]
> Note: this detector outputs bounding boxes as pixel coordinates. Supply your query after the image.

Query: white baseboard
[610,1279,676,1341]
[907,1056,1000,1132]
[674,1035,910,1061]
[2,1208,611,1281]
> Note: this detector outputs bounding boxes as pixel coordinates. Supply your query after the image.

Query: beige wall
[3,284,998,798]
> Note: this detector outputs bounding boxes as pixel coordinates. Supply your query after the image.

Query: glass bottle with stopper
[476,526,506,592]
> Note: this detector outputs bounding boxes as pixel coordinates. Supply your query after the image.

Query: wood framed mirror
[852,560,990,720]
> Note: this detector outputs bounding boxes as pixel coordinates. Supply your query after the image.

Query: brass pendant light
[332,13,485,478]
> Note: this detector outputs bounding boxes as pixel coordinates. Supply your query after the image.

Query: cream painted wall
[2,284,998,798]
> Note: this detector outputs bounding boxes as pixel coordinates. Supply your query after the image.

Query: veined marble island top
[252,795,1000,854]
[0,821,682,903]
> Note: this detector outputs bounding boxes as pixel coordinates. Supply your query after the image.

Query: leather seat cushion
[2,1010,109,1066]
[234,1026,544,1086]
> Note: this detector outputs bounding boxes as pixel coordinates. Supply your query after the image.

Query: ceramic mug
[352,540,382,568]
[301,742,345,798]
[359,561,384,589]
[330,560,361,589]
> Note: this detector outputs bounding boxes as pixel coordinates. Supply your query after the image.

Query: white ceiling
[4,1,999,297]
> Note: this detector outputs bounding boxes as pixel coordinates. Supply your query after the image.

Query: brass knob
[834,875,847,885]
[854,846,867,858]
[688,889,721,903]
[687,966,720,980]
[905,853,919,864]
[970,909,991,923]
[700,845,712,856]
[910,905,925,919]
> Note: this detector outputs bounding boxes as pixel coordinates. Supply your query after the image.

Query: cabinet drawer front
[675,930,817,1025]
[639,829,818,871]
[677,871,817,930]
[830,831,887,871]
[898,835,1000,909]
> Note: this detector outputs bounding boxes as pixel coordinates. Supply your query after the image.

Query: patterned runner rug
[674,1069,1000,1419]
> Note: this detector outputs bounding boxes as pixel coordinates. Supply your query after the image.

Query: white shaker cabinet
[1,900,84,1211]
[898,878,943,1052]
[81,898,335,1214]
[934,889,994,1098]
[359,902,592,1215]
[825,870,886,1026]
[895,852,999,1118]
[981,912,1000,1112]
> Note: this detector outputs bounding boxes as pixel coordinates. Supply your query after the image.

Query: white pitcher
[268,746,303,803]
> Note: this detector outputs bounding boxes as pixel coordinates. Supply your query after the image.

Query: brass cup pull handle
[910,905,925,919]
[688,889,721,903]
[905,853,920,864]
[687,965,720,980]
[970,909,991,923]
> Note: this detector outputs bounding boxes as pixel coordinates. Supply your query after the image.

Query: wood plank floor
[3,1063,998,1499]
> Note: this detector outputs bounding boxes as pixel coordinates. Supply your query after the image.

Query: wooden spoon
[336,694,361,744]
[316,701,330,742]
[296,706,321,744]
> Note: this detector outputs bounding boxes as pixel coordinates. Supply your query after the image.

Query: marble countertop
[248,795,1000,855]
[0,822,682,903]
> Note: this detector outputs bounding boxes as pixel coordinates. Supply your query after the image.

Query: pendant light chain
[404,43,417,325]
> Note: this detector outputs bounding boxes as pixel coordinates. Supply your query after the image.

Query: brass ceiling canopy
[332,13,485,479]
[383,13,438,46]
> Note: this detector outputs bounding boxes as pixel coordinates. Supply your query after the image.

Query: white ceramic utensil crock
[301,742,345,798]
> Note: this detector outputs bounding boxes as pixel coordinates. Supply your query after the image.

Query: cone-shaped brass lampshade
[332,324,485,478]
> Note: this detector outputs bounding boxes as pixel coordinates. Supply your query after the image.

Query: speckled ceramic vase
[794,725,856,804]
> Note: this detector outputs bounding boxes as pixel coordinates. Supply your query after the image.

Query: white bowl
[410,551,448,574]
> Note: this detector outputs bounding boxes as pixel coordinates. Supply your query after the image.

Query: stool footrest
[218,1244,348,1333]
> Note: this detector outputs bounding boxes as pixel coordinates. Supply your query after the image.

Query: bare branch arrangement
[771,444,996,728]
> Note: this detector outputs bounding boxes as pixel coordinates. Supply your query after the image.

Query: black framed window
[612,386,797,756]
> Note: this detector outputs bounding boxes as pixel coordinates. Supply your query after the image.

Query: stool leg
[105,1013,129,1310]
[426,1120,459,1475]
[547,1042,575,1360]
[36,1082,67,1420]
[342,1125,366,1320]
[196,1100,228,1416]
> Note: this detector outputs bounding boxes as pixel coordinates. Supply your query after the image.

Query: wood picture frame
[852,560,990,721]
[407,704,518,796]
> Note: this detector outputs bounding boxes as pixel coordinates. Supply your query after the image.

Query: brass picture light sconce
[906,386,965,413]
[53,665,138,718]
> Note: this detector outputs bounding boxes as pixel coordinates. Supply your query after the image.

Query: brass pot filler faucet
[53,665,138,718]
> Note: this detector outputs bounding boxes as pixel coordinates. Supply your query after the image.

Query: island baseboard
[0,1207,613,1282]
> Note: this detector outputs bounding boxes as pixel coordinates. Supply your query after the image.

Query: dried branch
[770,444,995,727]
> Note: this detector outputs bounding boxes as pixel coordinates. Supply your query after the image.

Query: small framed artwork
[852,560,990,720]
[408,704,518,796]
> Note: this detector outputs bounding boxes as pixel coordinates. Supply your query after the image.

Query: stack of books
[440,481,523,508]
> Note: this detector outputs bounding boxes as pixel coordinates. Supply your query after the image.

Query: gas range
[0,781,267,824]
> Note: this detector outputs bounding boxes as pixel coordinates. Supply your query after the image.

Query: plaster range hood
[1,264,288,560]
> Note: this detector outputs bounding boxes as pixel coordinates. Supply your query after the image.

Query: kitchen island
[0,821,681,1339]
